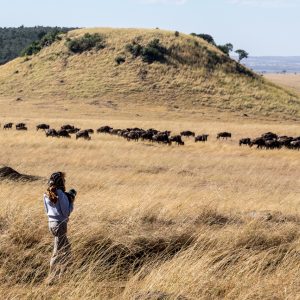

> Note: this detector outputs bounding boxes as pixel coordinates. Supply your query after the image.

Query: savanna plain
[0,99,300,300]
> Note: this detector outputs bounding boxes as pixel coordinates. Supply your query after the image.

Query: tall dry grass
[0,113,300,299]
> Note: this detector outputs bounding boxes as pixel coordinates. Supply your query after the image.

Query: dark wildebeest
[110,129,122,135]
[141,131,154,141]
[97,126,113,134]
[290,140,300,150]
[67,128,80,134]
[118,129,128,137]
[3,123,13,129]
[127,131,140,142]
[76,130,91,140]
[57,129,71,138]
[261,132,278,140]
[86,129,94,134]
[265,140,281,150]
[278,136,293,148]
[45,129,58,137]
[126,127,142,133]
[181,131,195,137]
[156,130,171,137]
[16,123,26,130]
[250,138,266,149]
[61,124,75,131]
[147,128,159,135]
[195,134,209,142]
[16,126,28,131]
[36,124,50,131]
[239,138,251,146]
[153,133,171,145]
[217,132,232,140]
[170,135,184,145]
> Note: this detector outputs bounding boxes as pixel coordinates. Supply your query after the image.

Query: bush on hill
[66,33,106,54]
[125,38,168,64]
[21,29,63,56]
[21,41,42,56]
[141,39,167,63]
[191,33,216,46]
[125,42,143,58]
[217,43,233,56]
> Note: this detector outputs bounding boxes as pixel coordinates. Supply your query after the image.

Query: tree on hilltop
[235,49,249,62]
[218,43,233,56]
[191,33,216,46]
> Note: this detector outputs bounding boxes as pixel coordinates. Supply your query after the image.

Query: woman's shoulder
[57,189,67,199]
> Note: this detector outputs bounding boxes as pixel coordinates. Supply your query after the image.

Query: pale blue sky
[0,0,299,56]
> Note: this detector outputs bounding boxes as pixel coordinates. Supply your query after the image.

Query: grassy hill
[0,27,299,119]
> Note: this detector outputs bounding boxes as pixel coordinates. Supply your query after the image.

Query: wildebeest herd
[239,132,300,150]
[96,126,210,145]
[1,122,300,150]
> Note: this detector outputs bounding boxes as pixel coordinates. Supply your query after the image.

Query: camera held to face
[65,189,77,202]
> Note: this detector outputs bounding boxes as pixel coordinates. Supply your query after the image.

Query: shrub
[115,56,126,65]
[217,43,233,56]
[21,41,42,56]
[125,42,143,58]
[191,33,216,46]
[141,39,167,63]
[21,29,63,56]
[175,31,180,37]
[66,33,106,54]
[40,29,62,47]
[125,39,167,64]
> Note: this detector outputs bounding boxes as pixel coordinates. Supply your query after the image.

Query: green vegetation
[141,39,168,63]
[0,26,74,64]
[125,42,143,58]
[218,43,233,56]
[66,33,106,54]
[235,49,249,62]
[126,38,168,64]
[191,33,250,62]
[191,33,216,45]
[21,29,64,56]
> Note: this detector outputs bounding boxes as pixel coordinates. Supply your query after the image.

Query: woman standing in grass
[43,172,76,283]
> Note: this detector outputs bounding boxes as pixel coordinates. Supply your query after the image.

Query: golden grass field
[0,98,300,299]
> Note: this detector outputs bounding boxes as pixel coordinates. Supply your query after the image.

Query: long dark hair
[47,172,66,203]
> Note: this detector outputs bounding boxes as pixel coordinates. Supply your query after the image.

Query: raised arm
[57,189,73,218]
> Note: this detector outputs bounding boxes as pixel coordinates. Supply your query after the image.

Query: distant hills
[239,56,300,74]
[0,26,75,65]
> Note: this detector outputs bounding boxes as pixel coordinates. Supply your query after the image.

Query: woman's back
[44,189,73,222]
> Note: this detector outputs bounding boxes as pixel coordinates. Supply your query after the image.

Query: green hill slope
[0,28,299,118]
